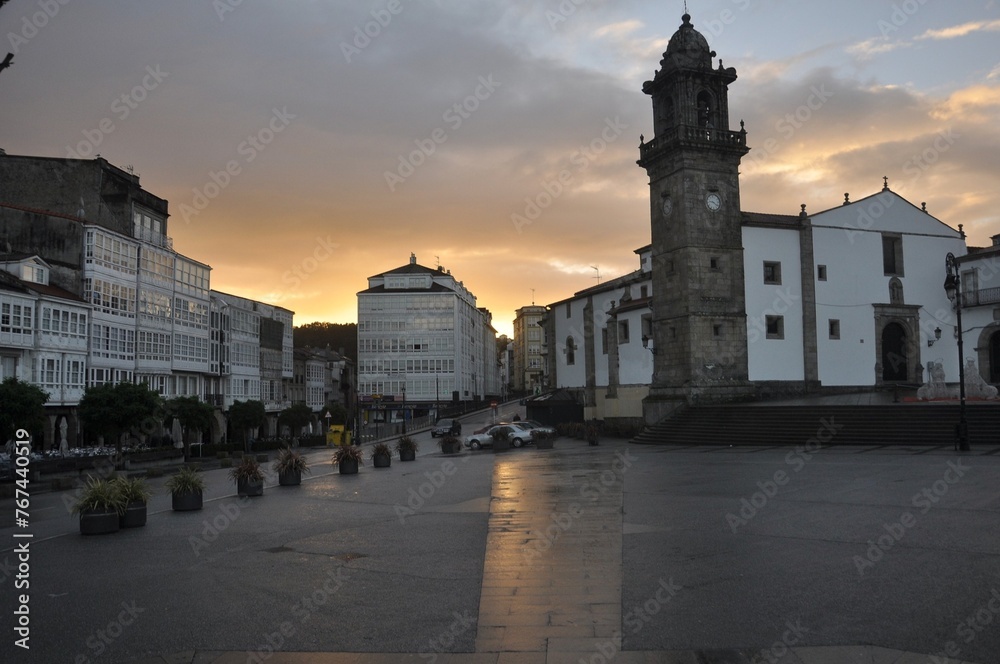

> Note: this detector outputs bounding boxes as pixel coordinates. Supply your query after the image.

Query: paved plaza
[3,410,1000,664]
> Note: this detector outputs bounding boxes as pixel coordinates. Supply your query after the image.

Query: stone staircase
[631,403,1000,447]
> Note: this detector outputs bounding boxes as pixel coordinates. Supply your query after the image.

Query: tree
[325,402,348,425]
[278,402,314,437]
[78,382,162,460]
[0,377,48,446]
[229,400,266,453]
[293,322,357,362]
[166,396,215,460]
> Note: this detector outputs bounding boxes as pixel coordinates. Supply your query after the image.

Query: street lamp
[944,252,970,452]
[401,383,407,435]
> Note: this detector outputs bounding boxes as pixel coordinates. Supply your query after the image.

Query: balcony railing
[963,288,1000,307]
[639,124,747,162]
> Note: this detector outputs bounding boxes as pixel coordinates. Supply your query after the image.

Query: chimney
[409,253,416,265]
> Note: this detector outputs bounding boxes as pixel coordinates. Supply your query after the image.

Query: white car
[464,424,534,450]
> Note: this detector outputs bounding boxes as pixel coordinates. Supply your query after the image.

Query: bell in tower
[639,13,755,425]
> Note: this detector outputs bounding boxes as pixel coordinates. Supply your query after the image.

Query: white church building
[544,14,992,426]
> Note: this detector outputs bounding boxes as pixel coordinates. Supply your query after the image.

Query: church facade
[544,14,989,426]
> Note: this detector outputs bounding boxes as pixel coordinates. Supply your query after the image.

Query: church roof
[660,14,714,72]
[741,211,803,229]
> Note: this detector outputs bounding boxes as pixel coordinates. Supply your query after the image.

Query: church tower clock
[638,13,753,422]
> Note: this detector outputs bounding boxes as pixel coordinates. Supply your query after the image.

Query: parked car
[465,424,534,450]
[431,418,462,437]
[515,419,556,436]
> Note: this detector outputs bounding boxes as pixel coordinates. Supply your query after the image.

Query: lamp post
[401,383,407,435]
[944,252,970,452]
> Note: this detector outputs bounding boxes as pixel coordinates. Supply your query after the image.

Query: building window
[710,257,720,270]
[600,328,608,355]
[882,234,904,276]
[829,319,840,340]
[618,320,630,344]
[817,265,827,281]
[640,285,649,299]
[763,261,781,285]
[565,302,571,318]
[713,324,722,338]
[565,336,577,365]
[765,315,784,340]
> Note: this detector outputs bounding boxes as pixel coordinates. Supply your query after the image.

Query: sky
[1,0,999,338]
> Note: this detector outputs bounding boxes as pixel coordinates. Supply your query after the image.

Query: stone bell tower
[638,13,754,423]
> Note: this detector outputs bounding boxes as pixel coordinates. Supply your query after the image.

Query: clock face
[661,197,673,216]
[706,193,722,211]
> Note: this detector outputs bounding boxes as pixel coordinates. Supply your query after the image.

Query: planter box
[80,509,120,536]
[373,454,391,468]
[399,449,416,462]
[440,441,462,454]
[339,459,359,475]
[278,469,302,486]
[238,478,264,497]
[172,490,203,511]
[120,501,147,528]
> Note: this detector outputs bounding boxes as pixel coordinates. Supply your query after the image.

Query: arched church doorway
[882,322,908,382]
[990,330,1000,383]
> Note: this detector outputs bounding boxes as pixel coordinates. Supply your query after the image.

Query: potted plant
[534,429,555,450]
[492,427,511,453]
[273,447,310,486]
[166,465,206,511]
[371,442,392,468]
[395,436,418,462]
[439,435,462,455]
[229,456,264,496]
[113,476,152,528]
[73,476,127,535]
[333,444,364,475]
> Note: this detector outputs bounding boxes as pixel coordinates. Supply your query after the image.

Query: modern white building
[357,254,500,424]
[512,304,548,394]
[0,254,91,445]
[0,155,295,449]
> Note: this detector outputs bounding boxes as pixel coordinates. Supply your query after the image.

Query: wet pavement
[2,410,998,663]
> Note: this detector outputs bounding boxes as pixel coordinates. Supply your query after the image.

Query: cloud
[916,19,1000,41]
[847,37,911,60]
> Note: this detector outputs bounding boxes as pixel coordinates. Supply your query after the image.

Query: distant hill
[293,322,357,362]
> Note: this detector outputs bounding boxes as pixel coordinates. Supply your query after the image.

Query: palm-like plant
[165,465,206,494]
[229,456,264,483]
[332,445,364,464]
[273,447,310,475]
[72,476,127,515]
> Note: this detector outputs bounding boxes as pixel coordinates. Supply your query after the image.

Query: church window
[765,316,784,340]
[817,265,827,281]
[600,328,608,355]
[565,336,577,366]
[713,324,722,338]
[710,257,720,270]
[618,320,630,344]
[566,303,571,318]
[829,319,841,340]
[763,261,782,285]
[882,234,904,277]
